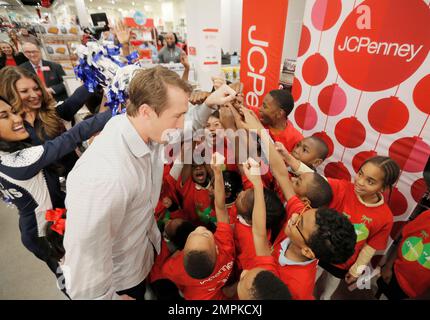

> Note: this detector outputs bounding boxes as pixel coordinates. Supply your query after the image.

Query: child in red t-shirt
[265,137,355,300]
[318,156,400,300]
[161,154,236,300]
[275,135,329,174]
[233,186,285,272]
[176,162,215,227]
[154,165,186,229]
[203,110,238,173]
[270,137,329,207]
[248,89,303,152]
[233,108,356,299]
[289,136,329,169]
[377,209,430,299]
[175,108,242,227]
[235,159,292,300]
[148,218,196,300]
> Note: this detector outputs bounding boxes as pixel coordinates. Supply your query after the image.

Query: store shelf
[37,26,82,77]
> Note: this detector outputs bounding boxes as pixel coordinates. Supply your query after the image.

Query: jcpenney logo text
[338,36,424,63]
[245,26,269,108]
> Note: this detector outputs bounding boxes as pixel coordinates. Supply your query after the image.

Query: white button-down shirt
[63,104,214,299]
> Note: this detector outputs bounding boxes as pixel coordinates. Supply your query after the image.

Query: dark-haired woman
[0,96,111,276]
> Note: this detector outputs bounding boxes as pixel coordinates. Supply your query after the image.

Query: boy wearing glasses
[267,125,356,299]
[234,107,357,299]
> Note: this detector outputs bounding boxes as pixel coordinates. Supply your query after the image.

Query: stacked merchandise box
[35,24,82,76]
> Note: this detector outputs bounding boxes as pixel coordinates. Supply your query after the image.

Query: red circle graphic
[334,0,430,91]
[294,103,318,131]
[368,97,409,134]
[411,178,427,203]
[335,117,366,148]
[312,131,334,158]
[318,83,347,116]
[389,136,430,172]
[413,74,430,115]
[298,25,311,57]
[384,187,408,217]
[352,150,378,173]
[291,77,302,102]
[302,53,329,86]
[324,161,351,181]
[311,0,342,31]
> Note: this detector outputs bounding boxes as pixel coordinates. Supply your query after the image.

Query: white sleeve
[292,162,328,181]
[293,161,315,174]
[184,103,215,134]
[169,156,184,181]
[63,174,127,300]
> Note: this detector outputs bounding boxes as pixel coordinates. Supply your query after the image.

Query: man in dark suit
[21,42,69,102]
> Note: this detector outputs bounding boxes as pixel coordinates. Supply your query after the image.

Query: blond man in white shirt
[63,66,236,300]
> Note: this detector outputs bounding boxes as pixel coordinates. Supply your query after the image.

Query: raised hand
[219,106,237,131]
[189,91,211,105]
[275,141,302,171]
[242,157,263,186]
[204,84,237,108]
[113,20,130,45]
[180,52,190,70]
[210,152,225,175]
[211,75,226,90]
[228,81,243,97]
[241,107,264,130]
[229,105,246,130]
[230,106,264,131]
[211,152,229,223]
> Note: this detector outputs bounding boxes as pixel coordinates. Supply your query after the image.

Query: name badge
[41,66,51,72]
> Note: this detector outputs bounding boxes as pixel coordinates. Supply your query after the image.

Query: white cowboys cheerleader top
[0,111,111,238]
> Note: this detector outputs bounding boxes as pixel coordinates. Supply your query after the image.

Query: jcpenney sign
[334,0,430,92]
[240,0,289,108]
[338,36,423,63]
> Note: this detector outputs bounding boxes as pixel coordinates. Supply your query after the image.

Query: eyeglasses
[291,205,310,244]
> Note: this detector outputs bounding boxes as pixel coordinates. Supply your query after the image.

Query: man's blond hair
[127,66,192,117]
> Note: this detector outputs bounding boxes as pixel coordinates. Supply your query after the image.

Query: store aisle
[0,202,65,300]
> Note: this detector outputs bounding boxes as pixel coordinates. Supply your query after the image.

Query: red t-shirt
[155,167,183,222]
[272,196,317,300]
[241,162,274,190]
[328,178,394,270]
[161,222,235,300]
[178,176,214,225]
[208,204,238,226]
[162,165,181,202]
[394,209,430,298]
[227,204,238,224]
[254,255,280,276]
[6,57,17,66]
[234,218,256,271]
[249,106,303,152]
[149,239,172,283]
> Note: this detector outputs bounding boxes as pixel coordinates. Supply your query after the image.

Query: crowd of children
[29,78,428,300]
